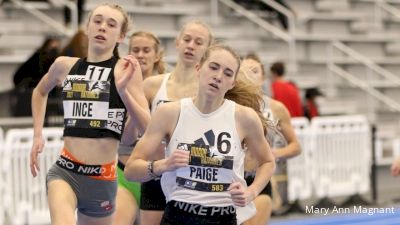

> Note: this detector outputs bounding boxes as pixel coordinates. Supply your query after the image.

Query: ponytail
[225,69,269,133]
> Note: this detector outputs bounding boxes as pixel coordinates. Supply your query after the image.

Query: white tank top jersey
[150,73,171,113]
[161,98,247,207]
[262,95,288,148]
[262,95,274,122]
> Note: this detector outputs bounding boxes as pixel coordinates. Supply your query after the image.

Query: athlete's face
[242,58,264,84]
[129,36,160,76]
[198,49,238,97]
[87,6,125,53]
[176,24,210,67]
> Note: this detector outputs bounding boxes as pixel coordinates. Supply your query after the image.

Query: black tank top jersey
[62,56,127,140]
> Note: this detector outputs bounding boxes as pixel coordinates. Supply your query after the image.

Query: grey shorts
[46,163,117,217]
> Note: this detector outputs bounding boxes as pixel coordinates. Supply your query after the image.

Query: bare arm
[229,106,276,206]
[123,74,165,144]
[270,100,301,159]
[30,56,77,177]
[124,102,189,182]
[114,55,151,145]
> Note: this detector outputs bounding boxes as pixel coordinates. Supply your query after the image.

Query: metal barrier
[287,117,312,202]
[2,128,63,225]
[0,115,375,223]
[393,138,400,158]
[310,115,371,199]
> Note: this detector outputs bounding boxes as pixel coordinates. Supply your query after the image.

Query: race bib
[175,143,234,192]
[62,80,125,134]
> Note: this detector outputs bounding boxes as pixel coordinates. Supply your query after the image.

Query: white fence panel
[393,138,400,158]
[310,115,371,199]
[287,117,312,201]
[3,128,63,225]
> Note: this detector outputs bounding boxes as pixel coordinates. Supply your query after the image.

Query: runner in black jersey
[29,4,150,225]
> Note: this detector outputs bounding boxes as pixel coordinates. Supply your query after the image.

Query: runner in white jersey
[125,44,275,225]
[240,54,301,225]
[138,20,214,225]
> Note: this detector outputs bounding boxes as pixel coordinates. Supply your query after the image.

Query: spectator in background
[12,36,61,116]
[13,36,61,88]
[303,87,323,120]
[270,61,303,117]
[60,29,88,58]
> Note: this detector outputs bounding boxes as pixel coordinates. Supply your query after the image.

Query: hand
[30,136,45,177]
[115,55,140,93]
[228,182,253,207]
[391,157,400,176]
[165,149,190,171]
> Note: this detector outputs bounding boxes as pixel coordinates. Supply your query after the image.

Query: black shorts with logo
[160,200,237,225]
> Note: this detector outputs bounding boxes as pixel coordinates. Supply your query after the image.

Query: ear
[195,63,201,78]
[118,33,126,44]
[155,50,162,62]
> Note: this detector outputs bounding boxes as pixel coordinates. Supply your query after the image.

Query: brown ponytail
[225,69,268,133]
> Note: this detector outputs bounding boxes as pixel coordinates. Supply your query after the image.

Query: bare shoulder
[234,103,259,127]
[153,100,180,117]
[144,73,168,101]
[151,101,181,132]
[269,98,290,119]
[49,56,79,83]
[234,103,264,142]
[144,74,167,89]
[52,56,79,71]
